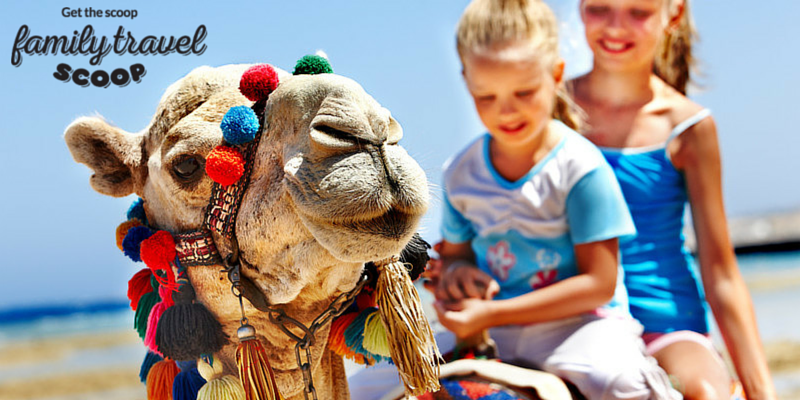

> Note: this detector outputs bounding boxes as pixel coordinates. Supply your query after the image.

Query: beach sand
[1,267,798,400]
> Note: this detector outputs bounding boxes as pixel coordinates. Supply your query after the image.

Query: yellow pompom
[197,375,246,400]
[197,356,224,381]
[362,311,391,357]
[116,219,142,251]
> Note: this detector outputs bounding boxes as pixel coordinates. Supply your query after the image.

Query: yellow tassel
[375,257,441,396]
[362,310,391,357]
[197,375,247,400]
[236,325,283,400]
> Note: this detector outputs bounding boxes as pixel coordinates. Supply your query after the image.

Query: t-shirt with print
[441,121,636,316]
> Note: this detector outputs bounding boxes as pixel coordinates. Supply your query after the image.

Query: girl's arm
[672,117,776,400]
[436,237,619,337]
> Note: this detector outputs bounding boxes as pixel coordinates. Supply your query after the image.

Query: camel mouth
[327,207,414,240]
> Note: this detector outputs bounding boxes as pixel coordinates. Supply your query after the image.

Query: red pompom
[140,230,177,269]
[239,64,279,101]
[206,146,245,186]
[128,268,154,311]
[355,291,377,309]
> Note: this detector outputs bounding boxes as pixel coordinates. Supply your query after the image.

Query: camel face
[66,64,435,399]
[66,65,429,306]
[265,74,428,261]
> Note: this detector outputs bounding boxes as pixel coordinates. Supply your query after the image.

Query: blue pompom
[127,198,148,225]
[176,360,197,372]
[139,351,164,383]
[123,226,154,262]
[220,106,259,145]
[173,368,207,400]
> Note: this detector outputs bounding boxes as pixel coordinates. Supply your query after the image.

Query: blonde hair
[456,0,583,131]
[653,0,697,95]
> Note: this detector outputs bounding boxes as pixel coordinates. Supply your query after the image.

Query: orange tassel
[146,358,180,400]
[235,324,283,400]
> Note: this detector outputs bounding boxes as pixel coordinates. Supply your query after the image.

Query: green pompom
[135,290,160,340]
[293,55,333,75]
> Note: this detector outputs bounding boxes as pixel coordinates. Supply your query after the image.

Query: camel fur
[65,64,430,399]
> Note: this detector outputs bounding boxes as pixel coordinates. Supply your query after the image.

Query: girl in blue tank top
[569,0,775,399]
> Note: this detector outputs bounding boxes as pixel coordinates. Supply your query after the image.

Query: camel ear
[65,116,145,197]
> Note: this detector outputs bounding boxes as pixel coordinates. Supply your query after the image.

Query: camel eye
[172,155,203,182]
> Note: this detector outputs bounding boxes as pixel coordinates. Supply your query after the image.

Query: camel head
[65,61,435,399]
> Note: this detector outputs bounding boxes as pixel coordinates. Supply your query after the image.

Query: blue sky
[1,0,798,308]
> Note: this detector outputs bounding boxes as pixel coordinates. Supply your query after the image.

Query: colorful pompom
[220,106,259,145]
[123,226,154,262]
[328,312,366,364]
[197,375,246,400]
[135,290,160,340]
[173,367,207,400]
[345,307,385,364]
[205,146,245,187]
[293,55,333,75]
[140,230,177,269]
[127,197,148,225]
[116,219,143,251]
[145,288,175,355]
[147,359,180,400]
[363,310,391,357]
[355,291,377,310]
[239,64,279,102]
[128,268,154,311]
[140,351,164,383]
[156,301,228,361]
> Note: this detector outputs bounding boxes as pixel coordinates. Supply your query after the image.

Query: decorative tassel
[129,268,154,311]
[123,226,154,262]
[147,359,180,400]
[173,368,207,400]
[197,356,246,400]
[197,376,246,400]
[140,351,164,383]
[363,309,391,358]
[145,286,175,354]
[136,290,161,341]
[235,324,283,400]
[344,308,386,364]
[128,197,148,225]
[328,312,366,364]
[156,280,228,361]
[141,231,179,292]
[117,219,143,251]
[374,257,441,396]
[399,233,432,282]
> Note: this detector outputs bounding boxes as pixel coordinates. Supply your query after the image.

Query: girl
[434,0,677,399]
[570,0,776,399]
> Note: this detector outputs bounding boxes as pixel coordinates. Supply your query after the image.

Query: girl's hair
[456,0,583,131]
[653,0,697,95]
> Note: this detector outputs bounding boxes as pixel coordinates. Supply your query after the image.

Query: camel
[65,62,437,399]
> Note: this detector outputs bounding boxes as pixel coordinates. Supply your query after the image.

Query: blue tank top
[599,109,712,334]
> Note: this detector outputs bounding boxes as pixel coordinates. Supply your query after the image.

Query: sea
[1,251,798,398]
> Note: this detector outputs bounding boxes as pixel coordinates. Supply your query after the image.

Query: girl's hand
[435,263,499,302]
[434,298,493,338]
[422,241,444,293]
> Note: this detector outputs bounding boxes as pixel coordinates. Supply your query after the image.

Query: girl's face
[580,0,671,72]
[462,47,563,148]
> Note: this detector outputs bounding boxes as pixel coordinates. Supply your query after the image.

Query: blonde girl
[570,0,776,398]
[434,1,677,398]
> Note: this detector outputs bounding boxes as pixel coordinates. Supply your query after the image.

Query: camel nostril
[310,125,366,151]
